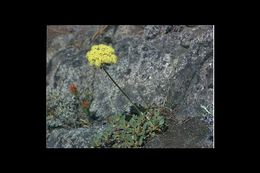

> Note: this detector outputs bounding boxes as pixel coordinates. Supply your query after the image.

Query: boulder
[46,25,213,148]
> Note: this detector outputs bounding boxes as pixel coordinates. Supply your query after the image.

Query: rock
[144,117,211,148]
[46,25,214,148]
[47,126,106,148]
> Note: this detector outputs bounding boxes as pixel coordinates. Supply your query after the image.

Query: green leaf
[129,118,137,128]
[143,121,150,131]
[154,111,160,117]
[151,117,157,125]
[159,118,164,126]
[126,134,132,141]
[139,136,144,146]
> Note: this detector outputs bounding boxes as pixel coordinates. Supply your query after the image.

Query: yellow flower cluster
[86,44,118,68]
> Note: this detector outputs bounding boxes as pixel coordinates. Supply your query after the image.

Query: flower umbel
[86,44,117,68]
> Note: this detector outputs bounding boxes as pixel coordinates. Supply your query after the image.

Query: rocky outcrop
[46,25,213,148]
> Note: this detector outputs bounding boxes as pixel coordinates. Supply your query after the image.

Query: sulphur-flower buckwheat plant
[85,43,167,148]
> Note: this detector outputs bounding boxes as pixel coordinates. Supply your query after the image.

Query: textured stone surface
[46,126,106,148]
[46,25,214,148]
[144,117,211,148]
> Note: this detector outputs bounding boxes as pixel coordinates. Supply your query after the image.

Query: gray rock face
[144,117,211,148]
[46,25,214,148]
[46,126,105,148]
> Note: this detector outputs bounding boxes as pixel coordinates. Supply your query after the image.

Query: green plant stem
[102,67,141,115]
[74,93,80,128]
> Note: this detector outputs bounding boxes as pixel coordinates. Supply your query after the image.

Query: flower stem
[102,67,141,115]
